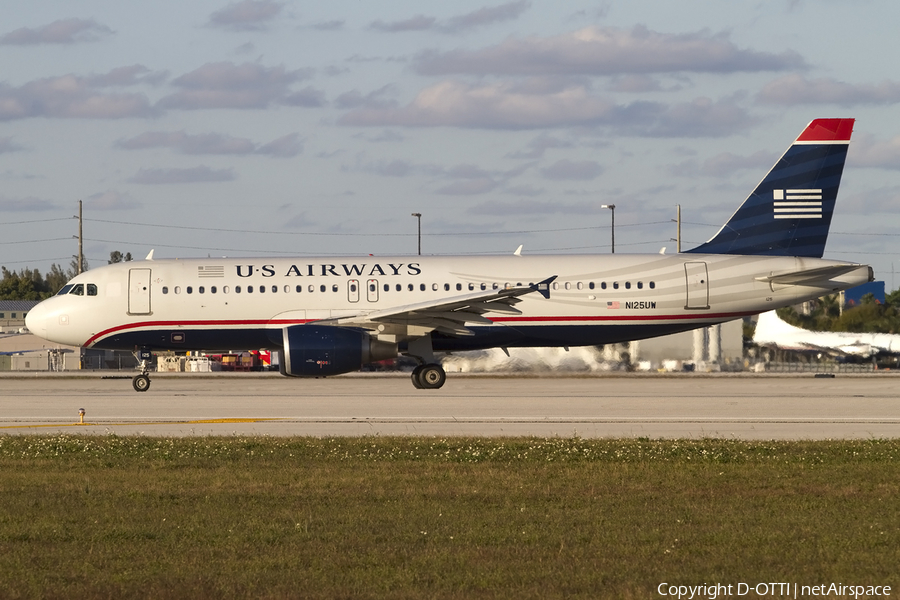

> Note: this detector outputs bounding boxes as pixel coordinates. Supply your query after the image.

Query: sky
[2,0,900,288]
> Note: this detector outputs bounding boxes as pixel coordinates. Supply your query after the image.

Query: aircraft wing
[317,276,557,337]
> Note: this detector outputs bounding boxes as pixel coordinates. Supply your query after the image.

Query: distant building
[0,300,40,332]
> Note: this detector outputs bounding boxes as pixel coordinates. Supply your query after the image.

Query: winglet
[514,244,523,256]
[533,275,557,299]
[145,249,155,261]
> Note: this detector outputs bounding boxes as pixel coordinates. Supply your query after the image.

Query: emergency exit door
[128,268,152,315]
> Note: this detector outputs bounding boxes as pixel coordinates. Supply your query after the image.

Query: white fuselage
[26,253,872,354]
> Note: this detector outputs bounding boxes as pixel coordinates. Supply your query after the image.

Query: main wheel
[411,365,425,389]
[132,374,151,392]
[417,364,446,389]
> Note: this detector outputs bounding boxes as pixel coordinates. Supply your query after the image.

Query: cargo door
[128,268,152,315]
[684,262,709,310]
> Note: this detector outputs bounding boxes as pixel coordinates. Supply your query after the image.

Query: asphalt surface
[1,372,898,439]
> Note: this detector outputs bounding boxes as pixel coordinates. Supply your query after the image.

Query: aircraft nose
[25,301,49,338]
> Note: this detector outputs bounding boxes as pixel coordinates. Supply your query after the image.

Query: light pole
[411,212,421,255]
[600,204,615,253]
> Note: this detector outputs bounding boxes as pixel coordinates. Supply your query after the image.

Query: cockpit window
[56,284,74,296]
[87,284,98,296]
[69,284,85,296]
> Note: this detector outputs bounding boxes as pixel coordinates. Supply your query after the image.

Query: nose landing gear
[132,347,153,392]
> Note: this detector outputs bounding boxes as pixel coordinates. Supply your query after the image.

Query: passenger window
[199,286,205,294]
[650,281,656,289]
[224,286,230,294]
[420,284,426,291]
[480,283,487,291]
[384,284,389,292]
[601,282,607,290]
[349,284,356,293]
[308,285,314,293]
[272,285,278,293]
[613,282,619,290]
[259,285,265,293]
[212,286,217,294]
[297,285,303,293]
[577,282,583,290]
[332,284,338,292]
[396,284,401,292]
[283,285,289,293]
[552,282,559,290]
[162,286,169,294]
[175,286,182,294]
[589,282,595,290]
[444,283,450,291]
[637,282,643,289]
[625,282,631,290]
[408,284,414,291]
[247,286,253,293]
[235,286,241,293]
[432,283,438,291]
[456,283,462,291]
[320,285,326,293]
[565,282,571,290]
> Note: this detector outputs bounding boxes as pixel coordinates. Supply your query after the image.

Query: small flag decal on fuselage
[607,301,620,309]
[773,189,822,219]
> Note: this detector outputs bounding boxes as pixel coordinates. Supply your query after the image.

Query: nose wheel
[132,373,151,392]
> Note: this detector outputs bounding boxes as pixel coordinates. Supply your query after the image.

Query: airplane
[25,118,873,392]
[754,309,900,359]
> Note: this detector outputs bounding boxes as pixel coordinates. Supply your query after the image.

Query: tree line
[0,252,131,301]
[777,289,900,334]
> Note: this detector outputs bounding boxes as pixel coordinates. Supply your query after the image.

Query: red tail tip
[796,118,855,142]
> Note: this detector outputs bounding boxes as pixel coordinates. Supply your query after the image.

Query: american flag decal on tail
[773,189,822,219]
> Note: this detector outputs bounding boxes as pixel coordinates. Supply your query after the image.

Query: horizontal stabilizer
[755,264,862,287]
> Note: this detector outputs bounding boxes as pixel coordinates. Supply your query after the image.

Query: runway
[1,372,898,439]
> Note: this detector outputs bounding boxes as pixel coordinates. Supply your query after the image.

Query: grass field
[0,436,898,599]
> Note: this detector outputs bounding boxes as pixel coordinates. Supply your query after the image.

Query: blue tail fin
[686,118,854,258]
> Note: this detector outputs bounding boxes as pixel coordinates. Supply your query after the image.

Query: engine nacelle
[279,325,397,377]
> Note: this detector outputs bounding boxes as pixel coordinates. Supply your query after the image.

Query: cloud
[0,196,56,211]
[0,137,25,154]
[414,25,804,76]
[208,1,284,31]
[758,74,900,106]
[117,130,303,158]
[668,150,775,178]
[540,159,603,180]
[83,190,139,210]
[370,15,436,33]
[339,79,751,135]
[370,2,529,34]
[128,166,236,184]
[312,20,344,31]
[158,62,313,109]
[255,133,303,157]
[506,134,573,159]
[848,134,900,170]
[468,198,595,215]
[0,18,113,45]
[0,73,157,121]
[435,178,498,195]
[283,86,327,108]
[86,65,168,87]
[339,80,616,129]
[442,1,530,33]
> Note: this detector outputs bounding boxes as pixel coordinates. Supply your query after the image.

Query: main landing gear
[407,335,446,389]
[411,363,446,389]
[132,348,153,392]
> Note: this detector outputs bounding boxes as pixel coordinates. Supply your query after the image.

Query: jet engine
[279,324,397,377]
